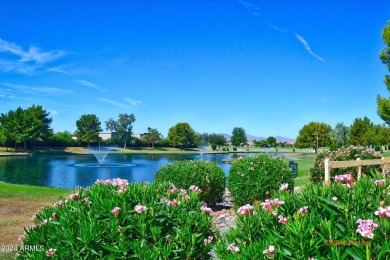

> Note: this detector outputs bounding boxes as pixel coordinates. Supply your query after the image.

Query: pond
[0,153,247,189]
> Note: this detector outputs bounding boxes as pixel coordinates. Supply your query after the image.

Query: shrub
[233,147,237,151]
[154,160,226,205]
[310,146,382,183]
[211,144,217,150]
[216,173,390,259]
[228,155,294,207]
[17,180,217,259]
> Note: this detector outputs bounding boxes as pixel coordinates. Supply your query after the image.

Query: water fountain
[198,137,208,160]
[74,146,135,168]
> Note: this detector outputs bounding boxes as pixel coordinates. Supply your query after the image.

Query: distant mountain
[219,133,295,143]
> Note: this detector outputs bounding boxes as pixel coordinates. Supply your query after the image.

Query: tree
[266,136,277,147]
[167,122,197,150]
[25,105,53,150]
[208,133,226,149]
[105,114,135,149]
[145,127,162,148]
[231,127,247,146]
[348,117,373,146]
[333,122,349,147]
[295,122,333,154]
[75,114,102,147]
[377,21,390,123]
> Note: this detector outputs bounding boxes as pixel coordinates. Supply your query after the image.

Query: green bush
[17,180,217,259]
[216,173,390,259]
[233,147,237,151]
[154,160,226,205]
[228,155,294,208]
[211,144,217,150]
[310,146,382,183]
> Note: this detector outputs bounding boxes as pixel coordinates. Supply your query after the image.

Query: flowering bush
[228,155,294,207]
[310,146,382,183]
[154,160,226,205]
[216,172,390,259]
[16,179,217,259]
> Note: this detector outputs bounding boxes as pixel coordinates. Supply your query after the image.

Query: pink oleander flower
[183,194,190,200]
[68,193,79,200]
[31,214,37,221]
[111,207,120,216]
[204,236,213,245]
[112,178,129,188]
[227,243,240,253]
[280,183,289,191]
[18,235,25,243]
[278,215,288,224]
[374,179,386,186]
[374,206,390,218]
[299,206,309,215]
[356,219,379,239]
[200,205,213,214]
[49,212,57,221]
[263,245,275,255]
[380,200,385,206]
[189,185,202,193]
[83,197,92,204]
[334,173,354,184]
[261,198,285,212]
[46,248,56,257]
[134,205,147,213]
[167,199,180,206]
[237,204,255,215]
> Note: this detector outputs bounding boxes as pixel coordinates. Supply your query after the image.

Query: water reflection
[0,153,280,189]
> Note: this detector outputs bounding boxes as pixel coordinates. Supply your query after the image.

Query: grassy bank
[0,183,70,248]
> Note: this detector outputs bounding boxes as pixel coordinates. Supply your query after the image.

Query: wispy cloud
[2,83,73,96]
[0,38,67,74]
[295,33,325,62]
[99,98,129,108]
[238,0,260,16]
[269,25,288,33]
[48,110,58,115]
[123,97,142,106]
[74,79,105,92]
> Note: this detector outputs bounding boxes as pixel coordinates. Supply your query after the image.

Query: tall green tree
[377,21,390,123]
[266,136,277,147]
[231,127,247,146]
[25,105,53,150]
[145,127,162,148]
[348,117,373,146]
[208,133,226,149]
[295,122,333,154]
[105,114,136,149]
[75,114,102,147]
[167,122,197,150]
[333,122,349,147]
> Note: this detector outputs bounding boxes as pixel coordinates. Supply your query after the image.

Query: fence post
[324,158,330,184]
[357,158,361,180]
[382,157,385,176]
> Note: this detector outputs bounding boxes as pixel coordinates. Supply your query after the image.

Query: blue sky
[0,1,390,139]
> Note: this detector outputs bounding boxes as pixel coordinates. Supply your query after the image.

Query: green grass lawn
[0,183,70,248]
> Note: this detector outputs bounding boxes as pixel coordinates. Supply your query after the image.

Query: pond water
[0,153,248,189]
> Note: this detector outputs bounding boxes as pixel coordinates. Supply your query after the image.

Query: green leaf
[100,245,122,253]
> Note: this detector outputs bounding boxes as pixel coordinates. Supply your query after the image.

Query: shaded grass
[0,183,70,247]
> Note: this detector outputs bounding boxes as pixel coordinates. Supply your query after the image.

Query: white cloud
[238,0,260,16]
[2,83,73,96]
[48,110,58,115]
[123,97,142,106]
[74,79,105,92]
[295,33,325,62]
[99,98,129,108]
[0,38,67,74]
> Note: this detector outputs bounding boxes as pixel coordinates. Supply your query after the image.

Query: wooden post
[324,158,330,184]
[357,158,361,180]
[382,157,385,176]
